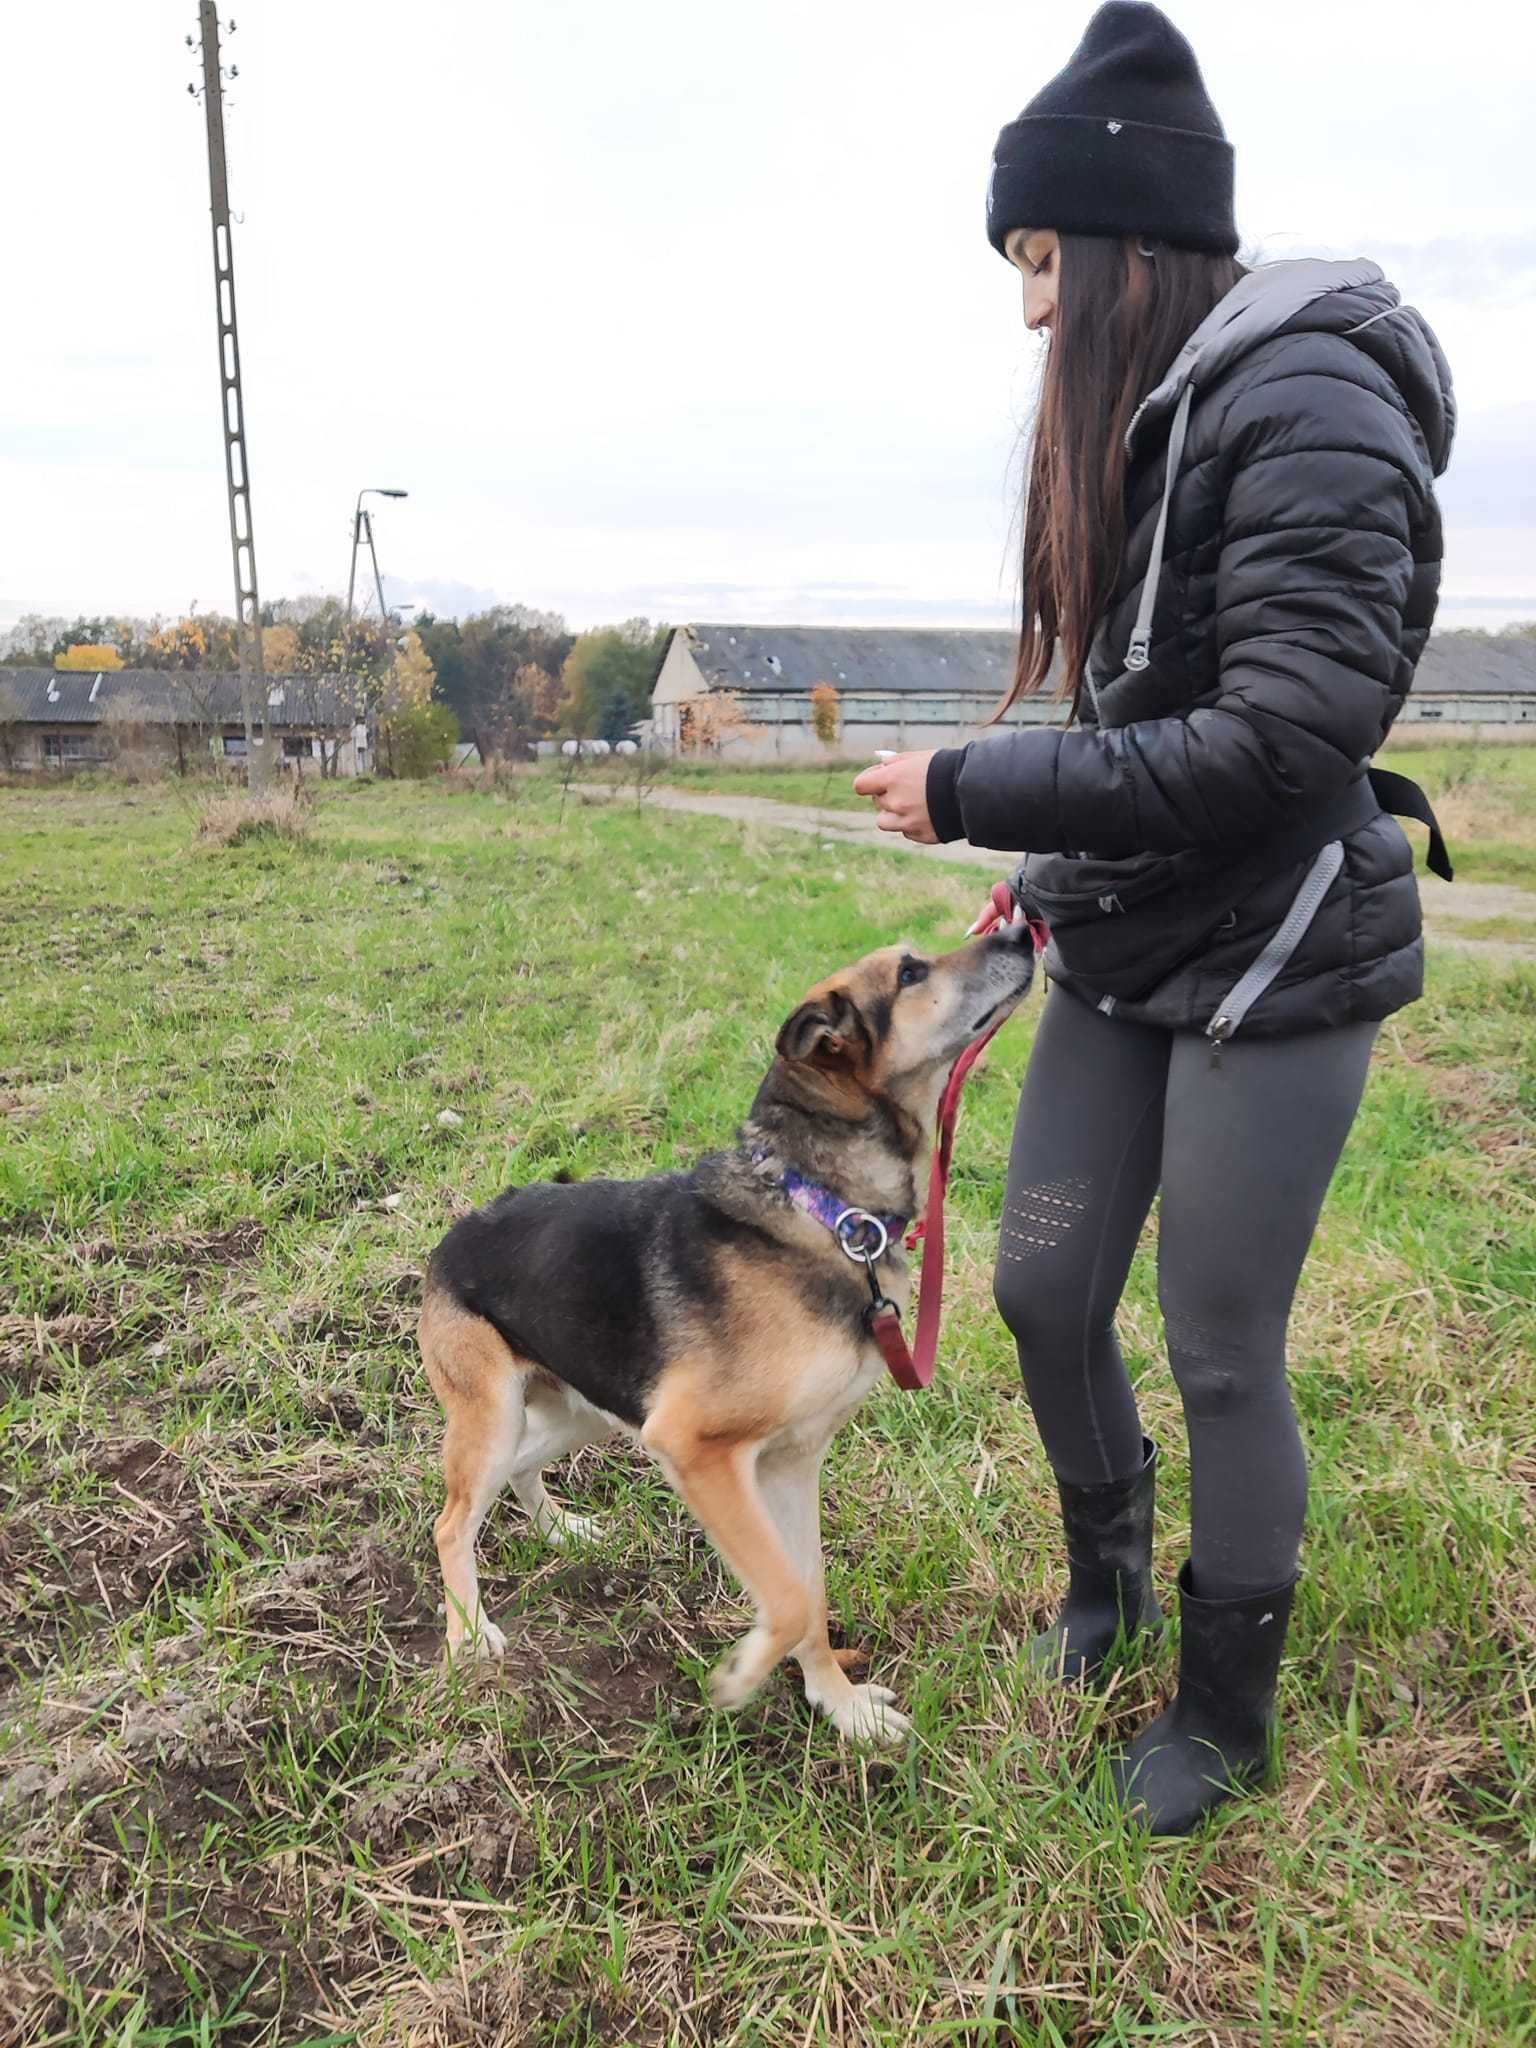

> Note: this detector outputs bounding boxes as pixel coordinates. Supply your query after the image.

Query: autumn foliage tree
[515,662,562,730]
[54,644,124,671]
[143,612,241,670]
[809,682,841,747]
[678,690,762,755]
[374,629,448,776]
[2,615,149,667]
[261,623,301,672]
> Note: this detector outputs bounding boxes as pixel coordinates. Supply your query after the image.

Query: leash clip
[833,1209,903,1328]
[833,1207,889,1266]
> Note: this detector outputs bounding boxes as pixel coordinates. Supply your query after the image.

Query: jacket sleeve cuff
[947,728,1065,852]
[925,746,969,843]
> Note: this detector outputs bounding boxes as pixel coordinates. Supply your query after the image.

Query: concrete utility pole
[194,2,269,790]
[347,488,409,620]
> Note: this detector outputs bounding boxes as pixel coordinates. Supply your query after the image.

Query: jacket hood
[1130,257,1455,475]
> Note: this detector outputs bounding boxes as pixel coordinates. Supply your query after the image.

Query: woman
[855,0,1453,1834]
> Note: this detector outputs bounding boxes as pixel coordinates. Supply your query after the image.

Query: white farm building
[650,625,1059,758]
[650,622,1536,760]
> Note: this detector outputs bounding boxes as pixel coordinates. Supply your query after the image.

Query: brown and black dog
[419,917,1035,1744]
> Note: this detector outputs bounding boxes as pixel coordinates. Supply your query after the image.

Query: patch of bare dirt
[1,1884,311,2044]
[343,1734,534,1870]
[549,1635,679,1731]
[0,1311,120,1393]
[0,1440,209,1681]
[0,1514,682,2038]
[0,1637,314,2035]
[73,1217,268,1276]
[469,1574,681,1748]
[301,1384,384,1442]
[0,1436,434,1686]
[278,1290,417,1350]
[238,1542,438,1660]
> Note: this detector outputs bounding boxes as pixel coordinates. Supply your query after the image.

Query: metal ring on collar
[833,1208,889,1263]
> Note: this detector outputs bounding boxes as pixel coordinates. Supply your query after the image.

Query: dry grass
[195,783,312,848]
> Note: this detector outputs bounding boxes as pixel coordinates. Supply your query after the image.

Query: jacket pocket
[1016,849,1254,1002]
[1019,849,1194,919]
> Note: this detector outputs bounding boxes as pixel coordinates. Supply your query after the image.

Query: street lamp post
[346,488,408,618]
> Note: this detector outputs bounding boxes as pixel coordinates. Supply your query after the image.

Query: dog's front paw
[826,1683,911,1747]
[544,1512,604,1548]
[446,1619,507,1663]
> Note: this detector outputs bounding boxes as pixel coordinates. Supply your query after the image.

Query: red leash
[868,885,1047,1390]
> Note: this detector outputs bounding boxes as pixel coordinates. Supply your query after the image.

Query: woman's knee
[993,1252,1094,1362]
[1163,1301,1286,1421]
[993,1252,1053,1348]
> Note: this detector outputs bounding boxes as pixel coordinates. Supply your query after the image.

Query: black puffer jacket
[926,259,1455,1037]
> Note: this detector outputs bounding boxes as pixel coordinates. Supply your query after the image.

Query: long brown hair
[999,235,1244,718]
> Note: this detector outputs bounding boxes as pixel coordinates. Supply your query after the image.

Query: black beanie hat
[986,2,1238,258]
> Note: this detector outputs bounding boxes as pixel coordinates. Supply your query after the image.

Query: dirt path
[604,784,1536,961]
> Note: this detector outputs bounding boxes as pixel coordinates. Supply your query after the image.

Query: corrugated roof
[674,625,1536,698]
[0,669,363,727]
[679,625,1021,696]
[1408,635,1536,695]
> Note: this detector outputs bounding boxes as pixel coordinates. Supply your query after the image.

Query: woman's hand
[852,750,939,844]
[966,887,1005,936]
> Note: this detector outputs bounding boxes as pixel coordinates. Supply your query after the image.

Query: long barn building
[650,624,1536,758]
[0,670,370,775]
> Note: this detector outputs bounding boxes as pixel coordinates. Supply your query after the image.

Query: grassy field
[2,777,1533,2046]
[594,735,1536,880]
[590,756,874,812]
[1378,736,1536,888]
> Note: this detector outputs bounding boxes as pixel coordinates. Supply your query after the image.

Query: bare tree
[159,670,226,776]
[100,685,163,780]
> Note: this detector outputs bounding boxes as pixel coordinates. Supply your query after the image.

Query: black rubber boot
[1028,1437,1164,1683]
[1109,1561,1296,1835]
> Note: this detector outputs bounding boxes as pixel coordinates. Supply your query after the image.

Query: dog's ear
[776,999,839,1065]
[775,990,866,1067]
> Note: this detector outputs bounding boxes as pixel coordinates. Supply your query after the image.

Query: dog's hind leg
[756,1438,911,1747]
[508,1379,617,1547]
[420,1288,526,1660]
[510,1468,600,1547]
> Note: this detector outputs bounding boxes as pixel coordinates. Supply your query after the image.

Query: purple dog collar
[752,1151,907,1258]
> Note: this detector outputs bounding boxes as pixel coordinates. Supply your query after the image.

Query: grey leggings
[994,985,1377,1599]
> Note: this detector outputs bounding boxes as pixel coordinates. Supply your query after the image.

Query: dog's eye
[897,958,929,989]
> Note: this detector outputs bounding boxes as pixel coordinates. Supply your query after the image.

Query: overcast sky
[2,0,1533,637]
